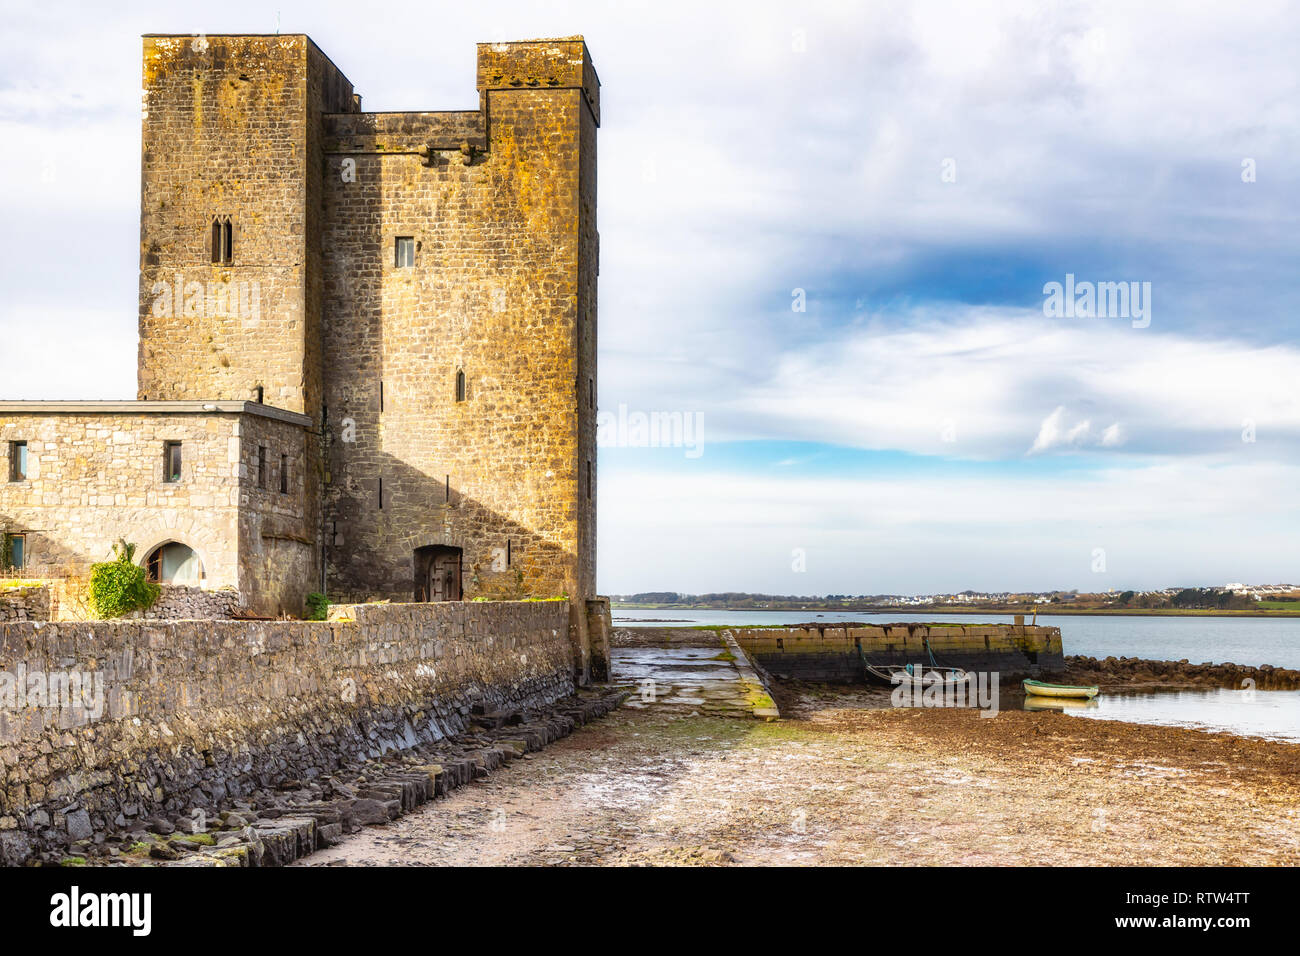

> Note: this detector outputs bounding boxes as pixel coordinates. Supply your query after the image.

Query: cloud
[608,308,1300,462]
[599,456,1300,593]
[1028,407,1122,454]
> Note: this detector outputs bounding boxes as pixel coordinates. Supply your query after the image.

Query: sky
[1,0,1298,595]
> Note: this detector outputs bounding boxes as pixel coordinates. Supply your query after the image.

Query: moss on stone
[171,832,216,846]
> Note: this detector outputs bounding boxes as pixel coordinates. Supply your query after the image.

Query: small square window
[395,237,415,268]
[163,442,182,483]
[4,533,25,571]
[8,441,27,481]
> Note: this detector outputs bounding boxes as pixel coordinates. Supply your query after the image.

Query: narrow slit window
[378,476,384,510]
[8,441,27,481]
[280,454,289,494]
[589,378,594,409]
[5,533,26,571]
[455,369,466,403]
[211,216,233,265]
[257,446,268,489]
[445,474,450,503]
[163,442,182,483]
[506,538,512,567]
[587,460,592,500]
[395,236,415,268]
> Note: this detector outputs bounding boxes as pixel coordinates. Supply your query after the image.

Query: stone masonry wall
[0,411,245,586]
[613,623,1066,681]
[138,35,355,417]
[235,410,320,617]
[576,48,599,606]
[319,40,600,616]
[0,406,315,618]
[0,600,573,864]
[5,36,603,672]
[0,586,51,623]
[140,585,239,620]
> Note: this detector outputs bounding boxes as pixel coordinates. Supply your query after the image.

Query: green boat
[1022,678,1099,699]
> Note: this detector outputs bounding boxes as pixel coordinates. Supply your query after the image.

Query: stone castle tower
[2,34,605,677]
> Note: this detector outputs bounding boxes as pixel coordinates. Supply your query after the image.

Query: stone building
[0,34,606,677]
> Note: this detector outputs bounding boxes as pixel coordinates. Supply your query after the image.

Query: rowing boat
[866,663,972,689]
[1022,678,1099,699]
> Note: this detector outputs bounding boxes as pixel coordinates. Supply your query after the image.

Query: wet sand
[298,684,1300,867]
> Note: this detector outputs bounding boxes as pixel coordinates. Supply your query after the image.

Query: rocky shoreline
[1061,655,1300,690]
[42,688,626,868]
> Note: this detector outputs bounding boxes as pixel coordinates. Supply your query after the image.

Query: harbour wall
[612,622,1065,682]
[0,600,573,864]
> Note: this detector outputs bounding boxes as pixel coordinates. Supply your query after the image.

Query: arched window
[210,216,233,265]
[145,542,202,585]
[455,369,466,403]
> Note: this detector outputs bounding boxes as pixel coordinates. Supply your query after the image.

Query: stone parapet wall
[323,110,488,153]
[0,600,573,864]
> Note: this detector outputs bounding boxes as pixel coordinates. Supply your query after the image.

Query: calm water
[613,608,1300,742]
[613,608,1300,669]
[1024,687,1300,744]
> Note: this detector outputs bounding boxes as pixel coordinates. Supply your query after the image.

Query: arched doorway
[144,542,202,586]
[414,545,462,602]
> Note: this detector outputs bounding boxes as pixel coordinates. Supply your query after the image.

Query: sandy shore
[298,683,1300,867]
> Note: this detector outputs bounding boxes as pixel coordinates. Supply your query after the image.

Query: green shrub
[88,540,159,619]
[305,592,329,621]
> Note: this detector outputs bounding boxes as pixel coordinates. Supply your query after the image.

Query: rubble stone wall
[0,599,572,864]
[0,586,51,623]
[140,585,240,620]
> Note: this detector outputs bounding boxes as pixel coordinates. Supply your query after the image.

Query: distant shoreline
[611,604,1300,618]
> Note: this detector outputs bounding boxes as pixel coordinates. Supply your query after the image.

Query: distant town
[612,584,1300,613]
